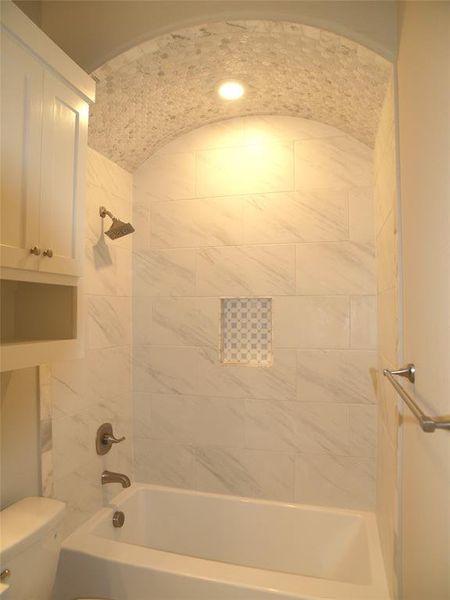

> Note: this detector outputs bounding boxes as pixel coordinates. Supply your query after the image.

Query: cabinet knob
[30,246,41,255]
[43,249,53,257]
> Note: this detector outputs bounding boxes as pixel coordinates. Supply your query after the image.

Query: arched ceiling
[88,20,391,172]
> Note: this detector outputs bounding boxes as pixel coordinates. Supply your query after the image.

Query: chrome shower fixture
[99,206,135,240]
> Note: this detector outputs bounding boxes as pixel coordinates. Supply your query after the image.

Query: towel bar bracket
[388,363,416,384]
[383,364,450,433]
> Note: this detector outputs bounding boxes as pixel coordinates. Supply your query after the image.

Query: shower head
[99,206,135,240]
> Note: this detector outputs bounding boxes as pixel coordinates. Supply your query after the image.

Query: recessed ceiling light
[217,80,245,101]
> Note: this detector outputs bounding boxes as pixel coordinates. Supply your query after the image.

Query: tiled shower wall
[44,148,133,538]
[374,77,402,597]
[132,116,378,509]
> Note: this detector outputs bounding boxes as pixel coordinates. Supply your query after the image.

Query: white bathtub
[54,483,389,600]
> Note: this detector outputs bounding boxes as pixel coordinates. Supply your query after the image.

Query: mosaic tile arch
[88,20,391,172]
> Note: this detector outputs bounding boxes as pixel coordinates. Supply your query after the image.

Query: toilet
[0,497,65,600]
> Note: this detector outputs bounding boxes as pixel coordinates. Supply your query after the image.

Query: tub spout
[101,470,131,488]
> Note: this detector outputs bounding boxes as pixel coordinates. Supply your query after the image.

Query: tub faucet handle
[104,432,126,444]
[96,422,125,455]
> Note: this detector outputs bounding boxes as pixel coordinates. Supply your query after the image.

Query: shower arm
[99,206,116,220]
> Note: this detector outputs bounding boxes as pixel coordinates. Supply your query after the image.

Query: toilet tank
[0,497,65,600]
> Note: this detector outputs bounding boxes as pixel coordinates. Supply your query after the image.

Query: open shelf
[0,279,82,372]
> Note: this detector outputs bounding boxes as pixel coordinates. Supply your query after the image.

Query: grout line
[144,185,359,203]
[132,239,374,252]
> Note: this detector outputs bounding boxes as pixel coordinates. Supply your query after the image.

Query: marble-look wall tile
[244,400,300,452]
[86,346,131,401]
[297,349,377,403]
[39,365,52,418]
[194,447,295,502]
[148,394,246,447]
[376,209,398,293]
[114,247,133,297]
[377,287,399,368]
[84,244,132,299]
[150,197,242,248]
[132,116,377,511]
[156,118,247,155]
[84,242,118,297]
[132,186,152,251]
[197,347,297,401]
[245,400,350,456]
[376,418,398,595]
[377,367,401,447]
[53,461,104,539]
[52,412,92,480]
[46,148,133,539]
[51,359,90,420]
[133,248,196,297]
[294,403,350,456]
[196,141,294,197]
[349,404,377,458]
[134,152,196,200]
[149,297,218,347]
[133,345,199,395]
[349,187,375,243]
[242,190,348,244]
[350,295,377,349]
[273,296,350,349]
[296,241,376,295]
[87,147,133,199]
[375,148,397,234]
[295,137,373,190]
[41,448,54,498]
[374,80,396,233]
[87,296,131,349]
[134,440,196,488]
[196,245,296,296]
[133,392,152,439]
[243,116,347,145]
[374,75,401,597]
[132,297,152,346]
[295,454,375,509]
[39,365,54,498]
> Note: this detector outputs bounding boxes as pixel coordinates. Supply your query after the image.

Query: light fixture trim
[217,80,245,101]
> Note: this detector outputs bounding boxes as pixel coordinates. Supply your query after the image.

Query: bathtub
[54,483,389,600]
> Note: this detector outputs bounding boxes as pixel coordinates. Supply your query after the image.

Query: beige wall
[132,115,378,508]
[45,148,134,538]
[373,74,402,598]
[397,2,450,599]
[0,367,41,509]
[12,0,397,71]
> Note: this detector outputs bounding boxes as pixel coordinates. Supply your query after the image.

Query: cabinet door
[39,72,88,276]
[1,30,43,270]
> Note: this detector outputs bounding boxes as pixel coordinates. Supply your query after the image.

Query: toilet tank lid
[0,497,65,561]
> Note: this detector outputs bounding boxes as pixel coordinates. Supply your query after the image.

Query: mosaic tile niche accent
[221,298,272,367]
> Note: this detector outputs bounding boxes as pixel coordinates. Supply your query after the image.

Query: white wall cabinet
[0,1,95,372]
[1,30,43,272]
[39,72,87,276]
[1,27,89,277]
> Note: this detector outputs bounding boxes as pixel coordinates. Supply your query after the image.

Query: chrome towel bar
[383,364,450,433]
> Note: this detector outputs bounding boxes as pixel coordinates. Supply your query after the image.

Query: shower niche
[0,279,80,372]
